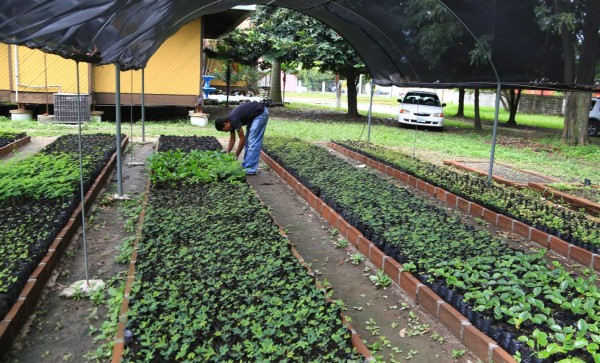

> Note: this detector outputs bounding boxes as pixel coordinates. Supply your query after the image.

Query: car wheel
[589,119,599,137]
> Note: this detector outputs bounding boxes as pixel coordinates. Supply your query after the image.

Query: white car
[397,91,445,128]
[589,98,600,137]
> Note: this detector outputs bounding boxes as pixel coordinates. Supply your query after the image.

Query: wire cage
[53,93,90,123]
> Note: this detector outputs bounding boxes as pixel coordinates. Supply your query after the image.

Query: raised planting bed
[263,138,600,363]
[156,134,223,153]
[114,136,365,362]
[443,159,559,187]
[529,182,600,217]
[0,132,30,157]
[334,141,599,256]
[0,133,126,355]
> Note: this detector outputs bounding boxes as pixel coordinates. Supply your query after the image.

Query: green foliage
[264,137,600,362]
[148,149,245,187]
[0,153,90,202]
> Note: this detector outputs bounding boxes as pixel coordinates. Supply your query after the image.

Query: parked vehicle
[589,98,600,137]
[397,91,445,129]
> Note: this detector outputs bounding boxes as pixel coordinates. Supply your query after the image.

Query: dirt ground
[0,130,583,363]
[3,140,155,363]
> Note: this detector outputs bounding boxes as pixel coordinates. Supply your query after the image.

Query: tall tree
[536,0,600,145]
[474,89,482,130]
[503,88,523,126]
[252,6,367,116]
[456,88,466,117]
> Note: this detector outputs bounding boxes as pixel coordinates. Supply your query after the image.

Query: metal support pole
[141,68,145,143]
[75,62,90,284]
[488,83,502,184]
[367,83,375,142]
[115,64,123,196]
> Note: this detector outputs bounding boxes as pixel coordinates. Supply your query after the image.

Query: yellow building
[0,7,252,112]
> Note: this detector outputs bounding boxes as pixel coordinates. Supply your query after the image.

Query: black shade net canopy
[0,0,593,91]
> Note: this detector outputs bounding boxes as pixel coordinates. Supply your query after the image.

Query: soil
[0,127,589,362]
[2,140,156,363]
[454,161,557,184]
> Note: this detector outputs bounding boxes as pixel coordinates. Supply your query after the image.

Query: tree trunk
[561,0,599,145]
[345,71,359,116]
[225,62,231,107]
[456,88,465,117]
[270,61,282,103]
[506,89,522,126]
[474,89,482,130]
[562,92,590,145]
[282,72,287,103]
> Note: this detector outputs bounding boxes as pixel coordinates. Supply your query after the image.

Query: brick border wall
[0,136,31,157]
[443,160,560,188]
[329,143,600,273]
[261,151,516,363]
[0,137,129,357]
[111,156,372,362]
[529,182,600,217]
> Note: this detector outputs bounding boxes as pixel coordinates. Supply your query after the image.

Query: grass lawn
[0,103,597,183]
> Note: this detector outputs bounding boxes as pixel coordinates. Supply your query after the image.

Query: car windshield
[403,93,441,107]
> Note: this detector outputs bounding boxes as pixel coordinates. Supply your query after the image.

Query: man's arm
[226,130,236,153]
[234,128,245,158]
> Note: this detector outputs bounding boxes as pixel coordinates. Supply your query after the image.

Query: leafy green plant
[369,269,392,288]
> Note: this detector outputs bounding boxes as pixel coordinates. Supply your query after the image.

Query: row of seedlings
[121,135,364,362]
[264,138,600,363]
[334,141,599,255]
[0,134,122,320]
[0,132,26,149]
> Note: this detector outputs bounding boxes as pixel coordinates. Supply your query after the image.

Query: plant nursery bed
[263,138,600,363]
[443,159,559,187]
[112,136,367,362]
[529,182,600,217]
[0,133,30,157]
[335,140,599,265]
[0,134,127,357]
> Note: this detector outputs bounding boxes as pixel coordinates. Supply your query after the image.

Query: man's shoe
[245,169,257,176]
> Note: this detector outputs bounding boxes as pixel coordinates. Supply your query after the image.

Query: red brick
[306,192,316,208]
[457,198,471,213]
[383,257,401,284]
[328,210,339,228]
[357,237,371,256]
[399,272,421,300]
[392,169,402,180]
[446,193,458,207]
[398,171,410,184]
[313,198,323,214]
[407,175,417,188]
[29,263,49,284]
[482,208,498,224]
[530,228,550,247]
[40,251,58,270]
[127,262,136,277]
[439,303,468,340]
[425,183,436,195]
[337,218,349,238]
[347,227,360,247]
[549,236,570,258]
[470,203,484,218]
[351,330,372,359]
[492,346,518,363]
[416,179,427,192]
[513,221,530,238]
[111,342,125,362]
[497,214,514,231]
[463,324,494,362]
[570,245,593,266]
[369,246,385,269]
[594,255,600,273]
[417,286,442,318]
[321,206,331,223]
[376,162,386,173]
[3,299,27,332]
[435,189,447,202]
[130,248,138,263]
